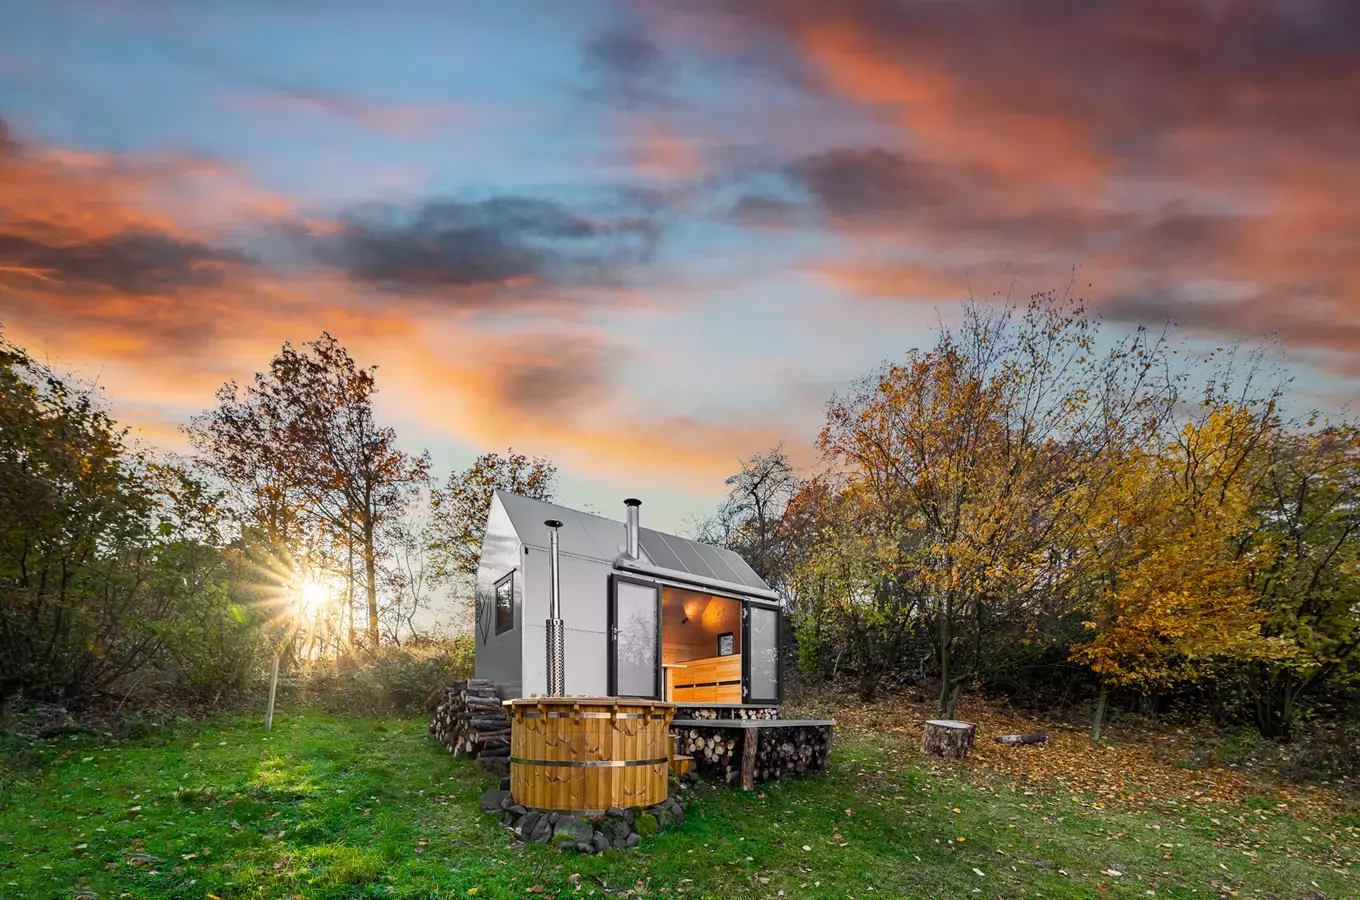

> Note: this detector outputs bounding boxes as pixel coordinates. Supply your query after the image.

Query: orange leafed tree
[817,294,1175,716]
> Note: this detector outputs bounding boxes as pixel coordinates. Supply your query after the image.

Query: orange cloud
[0,119,787,489]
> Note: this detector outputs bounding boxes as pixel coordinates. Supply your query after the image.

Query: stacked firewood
[673,724,832,788]
[737,707,778,721]
[676,706,778,721]
[679,729,740,779]
[429,679,510,774]
[750,726,832,781]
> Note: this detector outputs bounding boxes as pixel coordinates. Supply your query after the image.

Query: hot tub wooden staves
[505,697,675,814]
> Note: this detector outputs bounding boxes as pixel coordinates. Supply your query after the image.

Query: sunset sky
[2,0,1358,531]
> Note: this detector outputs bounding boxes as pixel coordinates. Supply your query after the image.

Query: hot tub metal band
[509,756,668,768]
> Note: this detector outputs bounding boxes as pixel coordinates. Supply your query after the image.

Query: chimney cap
[624,498,642,507]
[544,518,563,528]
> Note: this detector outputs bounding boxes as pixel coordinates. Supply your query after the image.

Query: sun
[298,575,328,616]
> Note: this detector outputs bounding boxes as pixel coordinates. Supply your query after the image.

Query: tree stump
[922,720,975,760]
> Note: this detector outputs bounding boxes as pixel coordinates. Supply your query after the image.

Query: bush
[277,635,474,715]
[1,334,269,712]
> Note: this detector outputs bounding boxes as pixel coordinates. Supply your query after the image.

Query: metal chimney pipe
[544,518,565,697]
[624,498,641,559]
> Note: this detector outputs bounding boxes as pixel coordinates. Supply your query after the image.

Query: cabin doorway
[660,587,743,703]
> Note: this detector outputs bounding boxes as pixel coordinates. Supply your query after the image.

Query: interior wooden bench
[667,654,741,703]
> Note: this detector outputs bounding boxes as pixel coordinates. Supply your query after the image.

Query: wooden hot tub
[505,697,675,814]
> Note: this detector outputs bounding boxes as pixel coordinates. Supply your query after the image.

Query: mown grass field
[0,708,1355,899]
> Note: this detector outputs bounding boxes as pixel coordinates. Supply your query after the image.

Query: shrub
[277,635,474,715]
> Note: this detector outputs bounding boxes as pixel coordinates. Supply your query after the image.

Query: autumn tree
[428,449,556,581]
[1238,422,1360,738]
[785,477,923,700]
[1070,404,1275,742]
[819,295,1174,717]
[379,506,437,645]
[696,445,801,594]
[189,334,428,650]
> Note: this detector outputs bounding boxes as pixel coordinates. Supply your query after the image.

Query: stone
[575,842,594,854]
[591,833,611,854]
[499,777,511,791]
[479,789,511,814]
[527,816,553,844]
[547,812,560,826]
[653,811,672,830]
[625,832,641,848]
[499,794,517,811]
[508,805,527,816]
[670,804,685,825]
[518,811,542,838]
[552,815,594,847]
[605,806,626,818]
[500,811,515,826]
[634,813,658,837]
[602,818,632,847]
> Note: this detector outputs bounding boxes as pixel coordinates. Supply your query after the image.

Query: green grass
[0,711,1354,899]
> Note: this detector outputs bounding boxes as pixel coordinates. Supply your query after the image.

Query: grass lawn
[0,708,1355,899]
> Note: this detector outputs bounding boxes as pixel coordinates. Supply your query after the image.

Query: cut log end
[922,719,976,760]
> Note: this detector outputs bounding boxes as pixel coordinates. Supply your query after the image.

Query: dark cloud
[581,30,674,107]
[496,344,614,415]
[0,116,16,157]
[314,195,663,293]
[0,228,250,295]
[725,193,804,228]
[1100,281,1360,377]
[788,148,958,219]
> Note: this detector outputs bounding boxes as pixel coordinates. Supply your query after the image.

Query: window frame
[493,570,515,636]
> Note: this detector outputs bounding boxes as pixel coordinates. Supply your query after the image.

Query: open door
[742,601,781,705]
[608,575,662,699]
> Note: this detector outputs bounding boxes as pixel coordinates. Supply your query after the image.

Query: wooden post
[922,719,975,760]
[740,729,759,790]
[265,654,280,731]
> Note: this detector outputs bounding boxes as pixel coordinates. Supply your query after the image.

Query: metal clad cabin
[474,492,782,707]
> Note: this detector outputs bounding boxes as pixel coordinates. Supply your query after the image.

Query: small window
[494,572,514,635]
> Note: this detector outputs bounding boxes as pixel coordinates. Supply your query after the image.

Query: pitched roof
[494,491,771,593]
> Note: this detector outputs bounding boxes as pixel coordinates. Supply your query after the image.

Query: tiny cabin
[474,492,782,707]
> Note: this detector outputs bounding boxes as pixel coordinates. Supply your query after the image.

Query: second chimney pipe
[624,498,641,559]
[544,518,565,697]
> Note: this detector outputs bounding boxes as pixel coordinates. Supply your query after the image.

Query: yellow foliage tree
[1071,405,1275,742]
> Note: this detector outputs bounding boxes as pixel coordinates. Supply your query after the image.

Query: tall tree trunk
[1091,682,1109,745]
[346,536,356,655]
[937,611,957,717]
[364,518,380,650]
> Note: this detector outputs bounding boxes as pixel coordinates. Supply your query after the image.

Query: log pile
[429,679,510,774]
[676,706,779,721]
[673,724,832,790]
